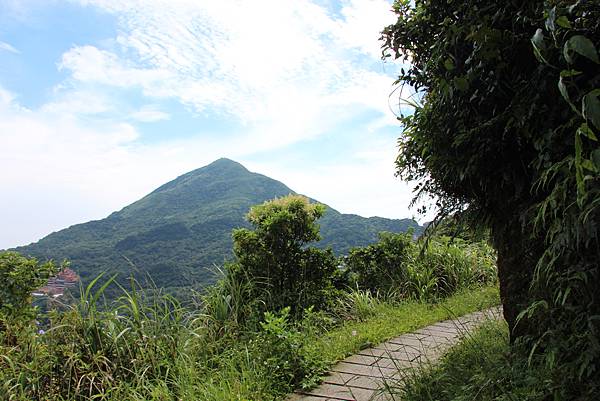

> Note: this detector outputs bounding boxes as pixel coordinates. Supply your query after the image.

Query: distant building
[32,267,79,298]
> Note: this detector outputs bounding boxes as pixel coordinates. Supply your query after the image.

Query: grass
[307,285,499,369]
[382,318,557,401]
[0,284,499,401]
[1,252,499,401]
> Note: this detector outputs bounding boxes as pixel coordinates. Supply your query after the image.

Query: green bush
[345,232,415,294]
[230,195,338,319]
[250,307,327,393]
[346,234,497,301]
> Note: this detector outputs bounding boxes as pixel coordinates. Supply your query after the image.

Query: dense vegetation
[12,158,422,297]
[382,0,599,397]
[345,231,496,300]
[0,195,496,400]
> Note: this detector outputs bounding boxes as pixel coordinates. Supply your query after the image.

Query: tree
[0,252,59,344]
[230,195,337,318]
[382,0,599,393]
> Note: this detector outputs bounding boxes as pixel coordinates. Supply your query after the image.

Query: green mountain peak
[14,159,422,293]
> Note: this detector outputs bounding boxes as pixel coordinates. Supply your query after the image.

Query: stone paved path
[287,307,502,401]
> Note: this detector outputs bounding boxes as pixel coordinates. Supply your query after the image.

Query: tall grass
[375,319,595,401]
[346,234,497,302]
[406,237,497,300]
[1,275,205,400]
[0,270,319,401]
[0,235,499,401]
[336,288,382,321]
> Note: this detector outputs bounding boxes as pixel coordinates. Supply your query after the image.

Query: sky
[0,0,421,249]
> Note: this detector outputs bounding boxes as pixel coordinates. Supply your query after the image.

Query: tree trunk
[493,218,540,342]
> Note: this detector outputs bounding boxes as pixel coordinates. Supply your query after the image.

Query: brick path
[287,306,502,401]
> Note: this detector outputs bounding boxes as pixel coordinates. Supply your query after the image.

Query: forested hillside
[12,158,421,290]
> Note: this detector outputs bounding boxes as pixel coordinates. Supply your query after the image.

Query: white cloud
[63,0,401,125]
[130,105,170,122]
[0,87,148,248]
[57,0,407,160]
[59,45,169,88]
[332,0,397,59]
[246,146,418,221]
[41,89,112,115]
[0,1,427,248]
[0,40,19,54]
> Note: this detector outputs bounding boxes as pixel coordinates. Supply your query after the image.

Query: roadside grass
[305,285,499,378]
[384,319,552,401]
[0,282,498,401]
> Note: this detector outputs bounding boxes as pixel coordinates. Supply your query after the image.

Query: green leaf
[558,76,580,115]
[531,29,547,63]
[560,69,582,78]
[444,58,455,71]
[564,35,599,64]
[556,16,571,29]
[581,159,597,172]
[582,90,600,131]
[453,76,469,92]
[577,122,597,141]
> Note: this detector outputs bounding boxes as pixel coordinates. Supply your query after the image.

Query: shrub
[250,307,327,393]
[345,232,415,294]
[230,195,338,319]
[346,234,497,301]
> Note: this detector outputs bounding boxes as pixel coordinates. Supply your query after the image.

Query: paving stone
[322,372,355,386]
[345,374,382,390]
[307,383,355,400]
[414,327,460,338]
[372,341,408,352]
[387,335,445,348]
[427,324,461,334]
[331,361,398,378]
[357,347,391,357]
[287,307,503,401]
[347,385,376,401]
[344,353,380,366]
[359,346,421,361]
[372,356,421,370]
[388,333,430,343]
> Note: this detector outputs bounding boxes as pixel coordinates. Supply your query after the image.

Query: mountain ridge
[13,158,422,292]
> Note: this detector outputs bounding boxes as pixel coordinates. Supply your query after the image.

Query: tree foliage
[0,252,59,344]
[230,195,338,318]
[382,0,599,395]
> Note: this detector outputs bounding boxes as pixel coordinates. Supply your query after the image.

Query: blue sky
[0,0,420,249]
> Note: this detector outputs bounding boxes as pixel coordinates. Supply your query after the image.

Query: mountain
[13,158,422,293]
